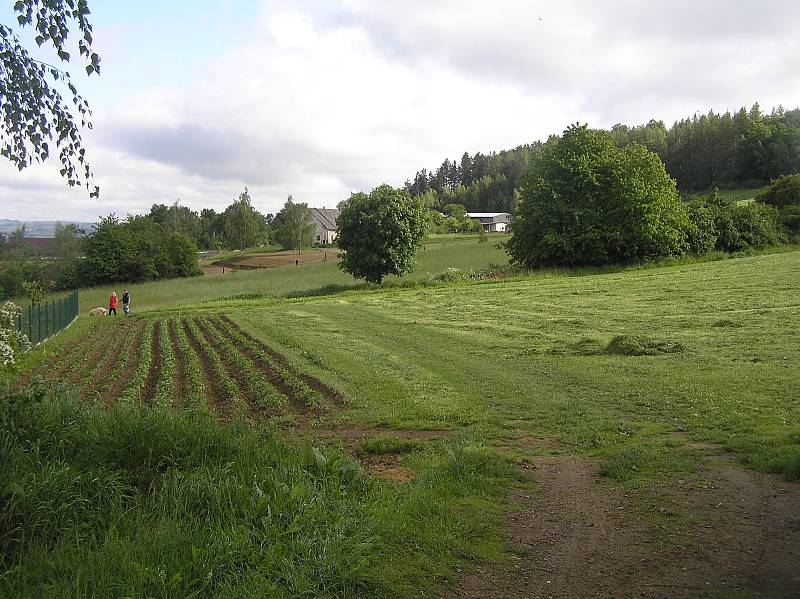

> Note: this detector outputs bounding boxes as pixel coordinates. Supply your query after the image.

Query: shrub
[0,301,30,366]
[713,202,784,252]
[756,174,800,209]
[686,204,718,254]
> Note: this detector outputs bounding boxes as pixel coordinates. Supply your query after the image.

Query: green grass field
[3,245,799,597]
[77,234,509,313]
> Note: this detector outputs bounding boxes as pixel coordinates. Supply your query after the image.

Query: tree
[53,222,82,259]
[1,0,100,196]
[507,124,691,268]
[222,188,265,250]
[273,195,314,251]
[337,184,428,283]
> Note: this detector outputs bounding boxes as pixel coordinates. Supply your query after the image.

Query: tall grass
[0,383,512,598]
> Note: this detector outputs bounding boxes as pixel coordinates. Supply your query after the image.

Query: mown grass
[230,250,800,481]
[76,234,508,313]
[0,384,513,598]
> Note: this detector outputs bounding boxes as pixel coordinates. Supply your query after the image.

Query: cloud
[2,1,799,221]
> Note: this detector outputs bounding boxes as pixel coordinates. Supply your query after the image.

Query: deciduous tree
[273,195,314,251]
[507,124,691,267]
[337,185,428,283]
[1,0,101,195]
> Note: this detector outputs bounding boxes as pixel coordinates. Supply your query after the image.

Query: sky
[1,0,799,222]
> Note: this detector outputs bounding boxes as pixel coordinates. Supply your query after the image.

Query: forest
[406,104,800,212]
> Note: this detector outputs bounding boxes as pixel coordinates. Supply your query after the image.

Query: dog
[89,307,108,316]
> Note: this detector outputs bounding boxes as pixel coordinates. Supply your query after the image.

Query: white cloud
[2,0,799,221]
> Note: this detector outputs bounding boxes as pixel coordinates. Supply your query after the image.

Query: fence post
[27,305,32,343]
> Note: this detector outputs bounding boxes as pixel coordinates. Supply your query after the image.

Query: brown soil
[167,319,187,408]
[201,265,225,276]
[104,321,147,406]
[361,453,417,482]
[215,249,340,270]
[218,314,345,406]
[139,321,162,404]
[64,321,124,387]
[194,317,262,420]
[81,320,138,402]
[210,316,319,417]
[181,318,233,420]
[443,449,800,599]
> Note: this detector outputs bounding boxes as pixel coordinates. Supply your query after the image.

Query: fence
[17,290,79,345]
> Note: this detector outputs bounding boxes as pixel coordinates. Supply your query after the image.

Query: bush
[507,124,691,267]
[713,202,784,252]
[756,174,800,209]
[686,204,718,254]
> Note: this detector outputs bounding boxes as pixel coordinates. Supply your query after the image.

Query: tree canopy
[507,124,691,268]
[1,0,100,195]
[337,185,428,283]
[222,188,267,250]
[273,196,314,251]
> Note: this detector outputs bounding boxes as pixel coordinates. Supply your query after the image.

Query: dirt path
[443,452,800,598]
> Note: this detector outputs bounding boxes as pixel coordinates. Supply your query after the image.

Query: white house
[310,208,340,245]
[466,212,512,232]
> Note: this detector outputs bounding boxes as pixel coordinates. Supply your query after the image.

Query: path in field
[444,445,800,598]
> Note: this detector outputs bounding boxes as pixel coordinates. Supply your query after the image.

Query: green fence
[17,290,79,345]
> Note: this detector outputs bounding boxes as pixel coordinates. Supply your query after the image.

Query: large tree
[507,124,691,268]
[1,0,101,195]
[222,188,266,250]
[272,195,314,251]
[337,185,428,283]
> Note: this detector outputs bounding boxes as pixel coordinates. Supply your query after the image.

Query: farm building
[466,212,512,232]
[310,208,340,245]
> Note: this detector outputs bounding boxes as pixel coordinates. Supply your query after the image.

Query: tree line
[406,103,800,213]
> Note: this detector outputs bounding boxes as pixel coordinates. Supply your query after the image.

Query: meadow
[2,243,799,597]
[77,234,509,313]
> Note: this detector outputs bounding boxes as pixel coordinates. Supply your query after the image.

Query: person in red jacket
[109,291,118,316]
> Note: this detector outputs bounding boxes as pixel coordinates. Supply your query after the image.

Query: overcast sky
[2,0,799,221]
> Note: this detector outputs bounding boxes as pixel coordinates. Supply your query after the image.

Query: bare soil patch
[181,318,232,420]
[360,453,417,482]
[215,249,340,270]
[443,454,800,598]
[104,321,147,406]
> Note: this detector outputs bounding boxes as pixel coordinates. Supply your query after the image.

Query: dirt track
[443,449,800,598]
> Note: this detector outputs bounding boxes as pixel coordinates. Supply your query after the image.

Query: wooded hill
[405,104,800,212]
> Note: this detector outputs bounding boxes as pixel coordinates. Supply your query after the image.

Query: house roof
[466,212,511,218]
[310,208,340,231]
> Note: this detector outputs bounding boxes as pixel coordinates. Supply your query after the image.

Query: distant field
[684,186,766,203]
[77,234,508,312]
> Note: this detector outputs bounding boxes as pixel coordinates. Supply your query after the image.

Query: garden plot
[27,315,342,421]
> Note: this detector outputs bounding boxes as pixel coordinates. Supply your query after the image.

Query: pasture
[77,234,509,313]
[3,248,799,597]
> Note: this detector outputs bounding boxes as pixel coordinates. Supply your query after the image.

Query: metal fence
[17,290,79,345]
